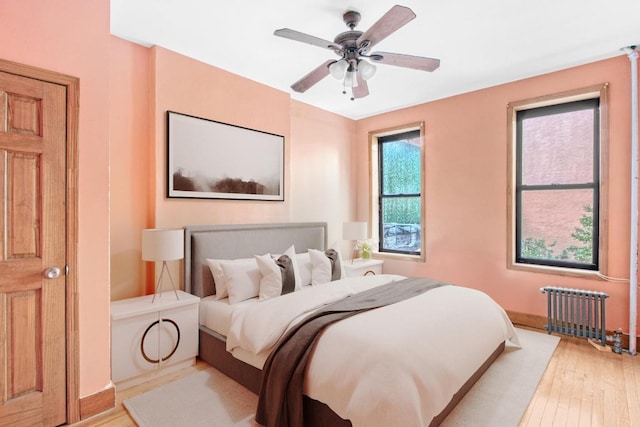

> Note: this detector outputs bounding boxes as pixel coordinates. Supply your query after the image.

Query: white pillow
[309,249,332,285]
[296,252,312,287]
[309,248,344,286]
[255,253,297,300]
[206,258,228,300]
[219,258,261,304]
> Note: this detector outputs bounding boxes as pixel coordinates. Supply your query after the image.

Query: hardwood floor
[71,334,640,427]
[520,335,640,427]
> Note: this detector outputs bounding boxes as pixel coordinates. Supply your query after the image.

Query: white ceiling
[110,0,640,120]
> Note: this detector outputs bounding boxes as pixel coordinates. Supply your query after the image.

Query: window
[508,85,609,273]
[370,124,424,257]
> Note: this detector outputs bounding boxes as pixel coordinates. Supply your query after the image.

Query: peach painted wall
[1,0,112,397]
[107,38,359,296]
[142,47,360,288]
[148,46,293,288]
[150,46,291,231]
[110,37,151,301]
[356,55,638,335]
[290,100,358,251]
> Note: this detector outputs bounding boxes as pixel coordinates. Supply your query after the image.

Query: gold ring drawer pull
[140,318,181,364]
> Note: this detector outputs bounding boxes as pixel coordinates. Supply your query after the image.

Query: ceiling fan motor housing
[343,10,361,29]
[338,10,370,56]
[334,31,363,52]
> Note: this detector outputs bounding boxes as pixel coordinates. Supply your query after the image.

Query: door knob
[44,267,61,279]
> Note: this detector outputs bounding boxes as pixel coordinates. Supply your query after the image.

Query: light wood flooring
[71,333,640,427]
[520,335,640,427]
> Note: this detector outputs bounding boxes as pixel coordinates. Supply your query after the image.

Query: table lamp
[343,221,367,262]
[142,228,184,302]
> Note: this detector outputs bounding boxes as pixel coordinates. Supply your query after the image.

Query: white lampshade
[142,228,184,261]
[358,59,377,80]
[344,67,358,88]
[329,59,348,80]
[343,222,367,241]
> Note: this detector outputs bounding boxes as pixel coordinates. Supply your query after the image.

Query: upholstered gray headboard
[184,222,327,298]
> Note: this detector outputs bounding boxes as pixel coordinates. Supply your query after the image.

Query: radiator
[540,286,609,345]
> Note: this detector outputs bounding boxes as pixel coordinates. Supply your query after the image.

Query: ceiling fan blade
[370,52,440,72]
[274,28,342,51]
[357,5,416,53]
[290,60,335,93]
[352,73,369,99]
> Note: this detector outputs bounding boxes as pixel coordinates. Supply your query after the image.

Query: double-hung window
[508,85,609,273]
[370,124,424,257]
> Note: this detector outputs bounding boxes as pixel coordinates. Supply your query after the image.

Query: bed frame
[184,222,504,426]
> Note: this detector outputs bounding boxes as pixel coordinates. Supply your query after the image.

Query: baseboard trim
[506,310,640,353]
[506,310,547,331]
[79,382,115,421]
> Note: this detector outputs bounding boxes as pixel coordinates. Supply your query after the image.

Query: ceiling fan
[274,5,440,100]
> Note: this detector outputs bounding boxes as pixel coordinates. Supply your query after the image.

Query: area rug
[124,328,559,427]
[440,328,559,426]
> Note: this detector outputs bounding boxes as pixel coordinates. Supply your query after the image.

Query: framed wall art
[167,111,284,201]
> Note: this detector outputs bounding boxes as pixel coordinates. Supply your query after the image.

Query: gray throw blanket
[255,277,449,427]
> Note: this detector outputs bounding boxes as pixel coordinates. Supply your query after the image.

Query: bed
[184,222,519,427]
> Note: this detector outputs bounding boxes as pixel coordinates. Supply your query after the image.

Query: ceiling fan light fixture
[358,59,377,80]
[345,65,358,88]
[329,59,348,80]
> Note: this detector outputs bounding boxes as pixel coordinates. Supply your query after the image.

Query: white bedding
[199,294,256,337]
[306,283,519,427]
[206,275,519,426]
[226,274,406,358]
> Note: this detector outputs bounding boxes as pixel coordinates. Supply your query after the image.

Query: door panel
[7,292,40,398]
[8,152,40,258]
[0,70,67,426]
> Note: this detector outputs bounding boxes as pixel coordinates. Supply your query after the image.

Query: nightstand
[343,258,384,277]
[111,290,199,389]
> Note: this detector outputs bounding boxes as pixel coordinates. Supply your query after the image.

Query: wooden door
[0,70,67,426]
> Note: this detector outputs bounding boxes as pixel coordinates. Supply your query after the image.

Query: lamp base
[152,261,179,303]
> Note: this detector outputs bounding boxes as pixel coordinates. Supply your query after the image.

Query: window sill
[374,252,424,263]
[508,262,605,280]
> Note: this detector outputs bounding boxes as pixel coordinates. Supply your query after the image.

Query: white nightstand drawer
[343,259,384,277]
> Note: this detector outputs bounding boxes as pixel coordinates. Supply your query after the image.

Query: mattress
[199,295,256,337]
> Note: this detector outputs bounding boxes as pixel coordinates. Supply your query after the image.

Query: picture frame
[167,111,285,201]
